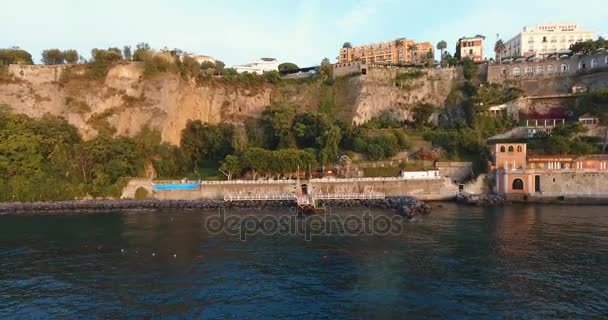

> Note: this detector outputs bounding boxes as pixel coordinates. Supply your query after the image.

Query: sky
[1,0,607,67]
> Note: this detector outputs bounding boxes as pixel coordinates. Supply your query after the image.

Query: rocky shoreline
[455,193,506,206]
[0,196,431,218]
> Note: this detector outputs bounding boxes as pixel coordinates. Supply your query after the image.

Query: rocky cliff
[0,63,460,144]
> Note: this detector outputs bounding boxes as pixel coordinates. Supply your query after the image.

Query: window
[508,146,514,152]
[536,66,543,75]
[561,64,569,72]
[606,56,608,65]
[513,67,521,76]
[579,60,586,70]
[501,68,507,76]
[500,146,506,152]
[525,66,533,76]
[469,49,473,55]
[542,36,547,42]
[591,58,599,69]
[512,179,524,190]
[517,146,523,152]
[547,64,555,74]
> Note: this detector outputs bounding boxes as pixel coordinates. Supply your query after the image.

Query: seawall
[126,176,488,201]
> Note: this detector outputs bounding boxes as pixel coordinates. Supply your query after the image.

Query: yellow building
[339,38,434,65]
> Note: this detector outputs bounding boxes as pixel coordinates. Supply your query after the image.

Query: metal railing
[223,193,297,201]
[310,176,442,182]
[313,192,386,200]
[204,179,297,185]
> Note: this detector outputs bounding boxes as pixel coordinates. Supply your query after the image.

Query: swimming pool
[151,183,200,190]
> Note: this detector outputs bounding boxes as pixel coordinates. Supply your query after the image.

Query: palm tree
[436,40,447,58]
[436,40,447,66]
[494,39,506,63]
[408,44,418,64]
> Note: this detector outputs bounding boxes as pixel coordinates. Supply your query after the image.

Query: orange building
[491,143,608,195]
[456,35,485,62]
[339,38,434,66]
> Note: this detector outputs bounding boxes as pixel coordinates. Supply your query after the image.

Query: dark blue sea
[1,203,608,319]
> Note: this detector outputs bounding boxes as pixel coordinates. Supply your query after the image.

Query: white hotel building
[233,58,279,74]
[503,23,594,59]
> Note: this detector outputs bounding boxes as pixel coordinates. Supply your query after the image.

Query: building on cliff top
[338,38,434,66]
[233,57,279,74]
[490,142,608,196]
[502,22,594,59]
[456,35,485,62]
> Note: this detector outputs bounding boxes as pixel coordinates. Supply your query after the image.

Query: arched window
[547,64,556,74]
[501,68,507,76]
[560,64,569,72]
[591,58,599,69]
[605,56,608,65]
[508,146,514,152]
[512,178,524,190]
[513,67,521,77]
[500,146,506,152]
[535,65,543,75]
[579,60,586,70]
[525,66,533,76]
[517,146,523,152]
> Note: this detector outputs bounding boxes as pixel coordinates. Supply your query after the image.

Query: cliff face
[352,68,460,124]
[0,63,459,145]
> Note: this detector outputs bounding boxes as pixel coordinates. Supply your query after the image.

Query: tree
[342,42,352,49]
[436,40,447,60]
[278,62,299,72]
[412,103,435,128]
[318,124,342,164]
[320,57,333,78]
[123,46,132,61]
[0,48,33,65]
[91,48,122,64]
[180,120,234,165]
[462,57,477,81]
[261,105,296,149]
[219,155,241,180]
[41,49,64,65]
[407,44,418,63]
[179,55,201,79]
[494,39,506,63]
[133,42,151,61]
[63,49,78,64]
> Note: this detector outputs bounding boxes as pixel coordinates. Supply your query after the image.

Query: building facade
[503,23,594,59]
[456,35,485,62]
[233,58,279,74]
[490,143,608,195]
[339,38,434,65]
[486,51,608,84]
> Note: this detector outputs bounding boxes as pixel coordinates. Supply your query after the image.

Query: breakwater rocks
[318,196,431,219]
[0,200,224,214]
[0,196,431,217]
[455,193,506,206]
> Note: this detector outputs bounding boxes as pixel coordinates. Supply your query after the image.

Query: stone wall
[123,177,488,201]
[486,52,608,95]
[333,62,363,77]
[435,162,473,182]
[537,171,608,195]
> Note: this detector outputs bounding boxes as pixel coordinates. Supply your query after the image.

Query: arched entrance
[512,178,524,190]
[301,184,308,195]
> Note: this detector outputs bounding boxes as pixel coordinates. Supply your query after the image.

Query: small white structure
[400,170,441,180]
[182,54,216,65]
[234,57,279,74]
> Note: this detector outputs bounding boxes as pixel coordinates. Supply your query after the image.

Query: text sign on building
[538,24,577,32]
